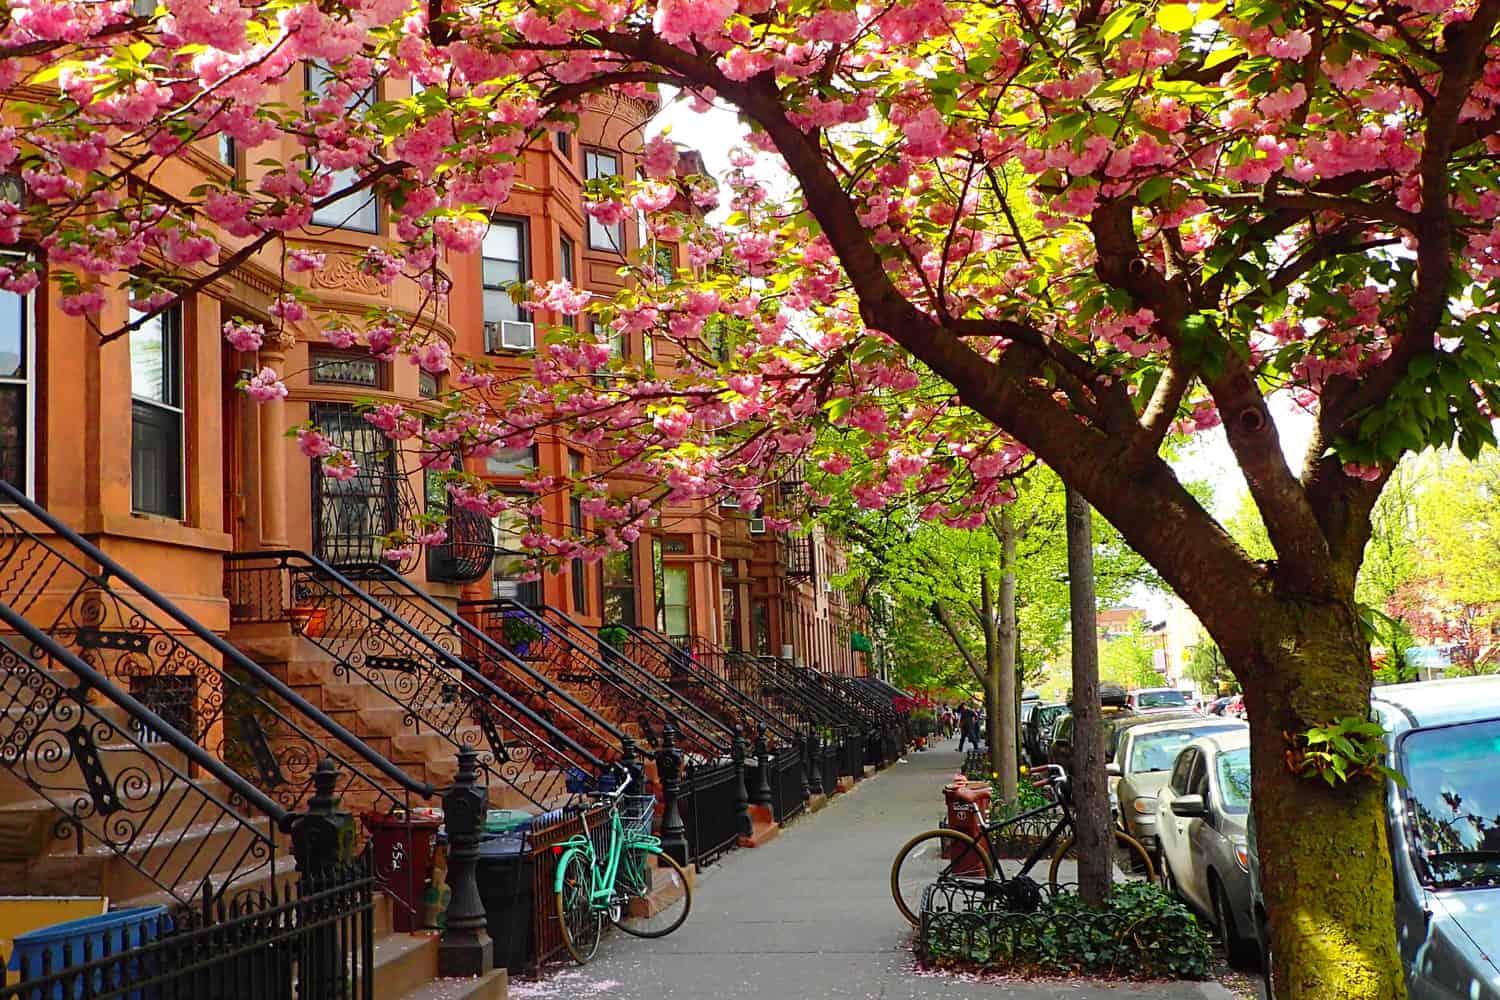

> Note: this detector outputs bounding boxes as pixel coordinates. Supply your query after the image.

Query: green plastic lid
[483,809,533,833]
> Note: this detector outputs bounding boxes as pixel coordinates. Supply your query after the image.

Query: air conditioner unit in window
[748,517,766,534]
[823,581,833,594]
[500,320,535,351]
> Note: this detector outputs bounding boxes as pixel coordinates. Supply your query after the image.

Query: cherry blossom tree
[9,0,1500,994]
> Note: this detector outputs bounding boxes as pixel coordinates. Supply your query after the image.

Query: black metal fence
[676,761,740,867]
[1,859,375,1000]
[769,745,806,824]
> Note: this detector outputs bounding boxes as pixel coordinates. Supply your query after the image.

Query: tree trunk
[979,569,1001,779]
[995,507,1019,800]
[1235,598,1405,1000]
[1065,486,1111,904]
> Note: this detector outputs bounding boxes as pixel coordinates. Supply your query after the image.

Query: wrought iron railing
[783,533,815,581]
[724,653,825,736]
[460,599,728,762]
[485,608,735,762]
[758,656,860,734]
[663,633,800,746]
[675,761,741,867]
[355,569,633,766]
[224,550,600,810]
[0,604,285,911]
[768,744,807,825]
[1,852,376,1000]
[0,482,435,909]
[621,626,760,742]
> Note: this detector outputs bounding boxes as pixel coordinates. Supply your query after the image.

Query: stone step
[371,931,440,1000]
[396,969,508,1000]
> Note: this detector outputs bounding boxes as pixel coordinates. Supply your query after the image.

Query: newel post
[805,727,824,797]
[439,748,492,977]
[751,724,774,808]
[290,759,354,1000]
[655,721,689,866]
[731,726,752,837]
[794,732,811,804]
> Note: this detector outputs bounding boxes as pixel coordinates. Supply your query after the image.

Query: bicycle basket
[620,794,657,839]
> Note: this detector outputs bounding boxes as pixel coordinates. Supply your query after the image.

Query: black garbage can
[475,832,535,973]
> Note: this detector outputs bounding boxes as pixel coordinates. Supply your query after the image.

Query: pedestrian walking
[956,704,977,751]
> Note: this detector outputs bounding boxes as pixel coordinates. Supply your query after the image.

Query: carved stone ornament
[310,254,389,297]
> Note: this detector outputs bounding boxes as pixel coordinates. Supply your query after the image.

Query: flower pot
[290,606,328,638]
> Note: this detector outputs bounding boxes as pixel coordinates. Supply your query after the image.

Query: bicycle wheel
[890,829,994,926]
[1045,829,1156,887]
[555,852,604,964]
[611,850,692,938]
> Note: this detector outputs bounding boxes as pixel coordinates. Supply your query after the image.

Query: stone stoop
[835,776,857,794]
[738,804,780,848]
[377,929,509,1000]
[863,765,877,778]
[805,792,829,813]
[624,860,695,919]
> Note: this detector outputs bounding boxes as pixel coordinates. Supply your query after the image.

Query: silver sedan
[1155,728,1257,968]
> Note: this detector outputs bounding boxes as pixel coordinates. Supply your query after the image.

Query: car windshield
[1217,747,1251,813]
[1128,727,1240,774]
[1136,690,1189,709]
[1401,718,1500,888]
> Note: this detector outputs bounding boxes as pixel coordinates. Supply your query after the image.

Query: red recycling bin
[362,808,443,931]
[941,782,992,876]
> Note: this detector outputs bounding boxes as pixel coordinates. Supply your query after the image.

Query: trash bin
[8,905,170,1000]
[362,808,443,932]
[942,781,992,876]
[475,832,535,974]
[484,809,533,836]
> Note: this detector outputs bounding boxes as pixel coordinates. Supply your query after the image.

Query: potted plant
[599,624,630,650]
[501,615,543,657]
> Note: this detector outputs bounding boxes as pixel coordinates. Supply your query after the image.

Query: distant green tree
[1098,621,1162,691]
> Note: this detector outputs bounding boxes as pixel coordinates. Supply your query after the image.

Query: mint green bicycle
[553,768,693,964]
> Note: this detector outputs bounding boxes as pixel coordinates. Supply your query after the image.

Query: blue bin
[7,906,171,1000]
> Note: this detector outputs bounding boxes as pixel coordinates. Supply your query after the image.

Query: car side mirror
[1170,794,1207,818]
[1105,761,1122,777]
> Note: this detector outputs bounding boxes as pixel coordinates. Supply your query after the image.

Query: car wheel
[1212,873,1259,970]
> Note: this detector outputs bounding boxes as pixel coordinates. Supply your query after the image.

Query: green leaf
[1100,5,1140,42]
[1156,4,1196,32]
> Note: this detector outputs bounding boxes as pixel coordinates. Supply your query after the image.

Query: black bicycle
[890,764,1155,925]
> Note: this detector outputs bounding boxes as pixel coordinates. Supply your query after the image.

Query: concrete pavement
[513,738,1234,1000]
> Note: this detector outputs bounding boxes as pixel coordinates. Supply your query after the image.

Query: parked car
[1206,696,1233,716]
[1155,729,1257,967]
[1111,717,1247,860]
[1126,687,1194,713]
[1249,675,1500,999]
[1024,702,1067,765]
[1051,707,1197,774]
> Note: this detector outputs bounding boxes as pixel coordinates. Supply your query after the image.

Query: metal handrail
[656,631,800,743]
[757,656,860,730]
[0,602,290,825]
[607,623,744,750]
[225,550,603,787]
[0,604,282,909]
[360,569,630,753]
[492,603,732,757]
[0,481,433,803]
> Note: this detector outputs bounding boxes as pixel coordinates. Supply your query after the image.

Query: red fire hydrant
[941,780,992,876]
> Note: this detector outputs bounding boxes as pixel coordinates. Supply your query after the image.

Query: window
[130,303,184,518]
[482,219,529,351]
[0,270,34,495]
[556,130,572,160]
[559,235,576,330]
[485,444,537,477]
[601,546,636,627]
[306,64,379,233]
[419,370,440,399]
[752,599,769,655]
[660,565,690,640]
[491,505,540,605]
[636,167,649,256]
[309,348,383,388]
[721,562,741,651]
[217,134,236,172]
[570,497,588,614]
[584,149,623,252]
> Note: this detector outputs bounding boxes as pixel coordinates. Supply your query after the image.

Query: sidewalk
[513,739,1234,999]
